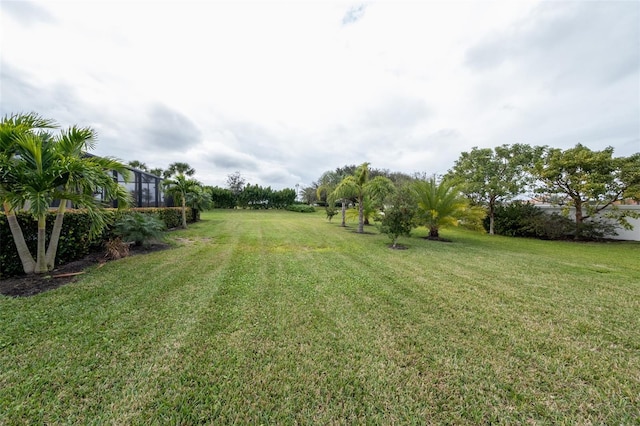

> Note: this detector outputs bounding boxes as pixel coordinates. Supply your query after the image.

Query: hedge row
[286,204,316,213]
[1,207,195,278]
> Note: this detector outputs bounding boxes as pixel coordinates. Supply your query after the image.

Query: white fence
[537,204,640,241]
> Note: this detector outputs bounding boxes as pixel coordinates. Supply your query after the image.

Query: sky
[1,0,639,190]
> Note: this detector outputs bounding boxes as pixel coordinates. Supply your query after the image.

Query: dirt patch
[0,243,171,298]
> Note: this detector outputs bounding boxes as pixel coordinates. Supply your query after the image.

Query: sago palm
[412,176,469,239]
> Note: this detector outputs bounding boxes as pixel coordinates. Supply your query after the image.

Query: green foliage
[325,206,337,221]
[378,186,417,247]
[447,144,540,234]
[1,211,97,278]
[412,176,472,239]
[535,144,640,238]
[486,202,617,241]
[483,201,545,237]
[113,212,166,247]
[286,204,316,213]
[210,186,235,209]
[331,163,395,233]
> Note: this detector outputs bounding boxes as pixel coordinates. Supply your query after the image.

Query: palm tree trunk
[3,202,36,274]
[181,195,187,229]
[45,201,66,271]
[358,196,364,233]
[35,215,48,273]
[429,226,439,239]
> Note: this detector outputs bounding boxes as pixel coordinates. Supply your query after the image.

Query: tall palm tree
[164,162,195,178]
[1,114,131,274]
[163,175,201,229]
[331,163,395,233]
[412,176,472,240]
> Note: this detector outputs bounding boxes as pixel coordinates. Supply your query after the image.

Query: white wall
[537,204,640,241]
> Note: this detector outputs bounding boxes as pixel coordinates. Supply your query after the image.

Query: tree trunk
[574,200,583,240]
[489,203,495,235]
[341,199,346,227]
[181,195,188,229]
[357,196,364,233]
[45,201,67,271]
[429,226,439,239]
[3,202,35,274]
[35,215,48,274]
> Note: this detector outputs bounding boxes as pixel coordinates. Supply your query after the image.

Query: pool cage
[93,167,165,208]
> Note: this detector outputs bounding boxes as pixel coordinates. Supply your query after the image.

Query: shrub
[113,212,166,247]
[378,206,415,248]
[325,206,338,221]
[1,210,98,278]
[487,202,616,240]
[286,205,316,213]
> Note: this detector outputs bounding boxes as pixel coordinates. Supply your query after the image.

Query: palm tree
[186,185,213,222]
[163,175,201,229]
[1,113,131,274]
[332,163,395,233]
[164,162,195,178]
[412,176,472,240]
[1,113,57,273]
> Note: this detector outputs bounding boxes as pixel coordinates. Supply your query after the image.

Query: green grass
[1,210,639,424]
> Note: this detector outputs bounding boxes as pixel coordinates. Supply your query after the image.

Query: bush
[1,207,193,278]
[486,202,616,240]
[378,206,415,248]
[1,210,96,278]
[286,205,316,213]
[113,212,166,246]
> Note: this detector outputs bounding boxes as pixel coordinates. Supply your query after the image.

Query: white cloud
[1,1,638,189]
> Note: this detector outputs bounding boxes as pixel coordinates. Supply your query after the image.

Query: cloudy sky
[1,1,638,189]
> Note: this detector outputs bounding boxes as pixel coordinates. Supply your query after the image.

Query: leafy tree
[534,144,640,238]
[412,176,479,240]
[128,160,149,172]
[447,144,539,235]
[226,171,246,207]
[1,113,130,274]
[163,175,201,229]
[378,185,417,248]
[331,163,395,233]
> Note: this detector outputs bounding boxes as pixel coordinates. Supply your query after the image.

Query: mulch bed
[0,243,170,298]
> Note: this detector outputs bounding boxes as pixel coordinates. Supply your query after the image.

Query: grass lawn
[1,209,639,423]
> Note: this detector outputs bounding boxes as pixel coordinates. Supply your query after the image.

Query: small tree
[163,175,201,229]
[379,185,416,248]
